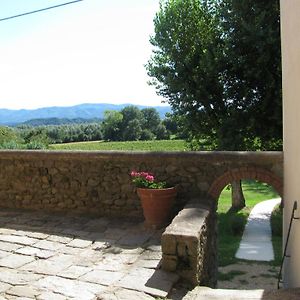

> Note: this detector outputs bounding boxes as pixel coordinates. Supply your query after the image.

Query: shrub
[26,141,48,150]
[140,129,155,141]
[231,214,246,236]
[271,204,282,237]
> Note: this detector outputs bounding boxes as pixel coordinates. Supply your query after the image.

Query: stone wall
[161,201,217,287]
[0,151,283,218]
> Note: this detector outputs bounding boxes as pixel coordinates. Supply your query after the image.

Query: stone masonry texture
[0,151,282,218]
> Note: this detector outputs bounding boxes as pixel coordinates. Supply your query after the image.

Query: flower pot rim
[137,186,176,191]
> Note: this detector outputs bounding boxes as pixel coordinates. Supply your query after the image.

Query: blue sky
[0,0,164,109]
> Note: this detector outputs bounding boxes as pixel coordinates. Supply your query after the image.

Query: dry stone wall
[0,151,283,218]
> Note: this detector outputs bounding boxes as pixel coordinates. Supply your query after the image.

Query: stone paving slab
[0,268,42,285]
[184,287,265,300]
[184,287,300,300]
[15,246,55,259]
[116,267,179,298]
[33,276,106,300]
[0,209,178,299]
[57,265,92,279]
[97,287,156,300]
[0,241,21,252]
[0,253,35,269]
[80,269,125,286]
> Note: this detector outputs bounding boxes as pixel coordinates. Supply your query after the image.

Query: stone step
[183,287,300,300]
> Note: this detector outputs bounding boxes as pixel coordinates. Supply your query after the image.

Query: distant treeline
[0,106,184,150]
[21,117,103,126]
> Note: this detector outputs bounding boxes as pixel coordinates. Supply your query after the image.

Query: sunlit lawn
[218,180,280,266]
[49,139,187,151]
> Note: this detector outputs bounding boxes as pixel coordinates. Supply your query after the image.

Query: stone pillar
[281,0,300,287]
[161,201,217,287]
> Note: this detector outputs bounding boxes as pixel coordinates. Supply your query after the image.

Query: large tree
[146,0,282,208]
[220,0,282,150]
[147,0,225,148]
[102,110,123,141]
[146,0,281,150]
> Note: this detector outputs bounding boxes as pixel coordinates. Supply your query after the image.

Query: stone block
[161,201,216,287]
[161,234,177,255]
[177,242,188,258]
[162,254,177,271]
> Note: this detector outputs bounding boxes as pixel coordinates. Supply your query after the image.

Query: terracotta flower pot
[137,187,177,229]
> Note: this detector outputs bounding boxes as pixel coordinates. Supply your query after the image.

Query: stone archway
[208,167,283,200]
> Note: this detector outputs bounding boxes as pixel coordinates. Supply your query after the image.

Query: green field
[218,180,281,266]
[49,139,187,151]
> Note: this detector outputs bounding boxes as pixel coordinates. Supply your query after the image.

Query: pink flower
[130,171,138,177]
[146,175,154,182]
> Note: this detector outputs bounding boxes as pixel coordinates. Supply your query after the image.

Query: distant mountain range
[0,103,172,126]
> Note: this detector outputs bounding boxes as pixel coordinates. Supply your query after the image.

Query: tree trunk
[231,180,245,210]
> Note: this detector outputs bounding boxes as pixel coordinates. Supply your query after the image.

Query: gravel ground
[218,261,279,290]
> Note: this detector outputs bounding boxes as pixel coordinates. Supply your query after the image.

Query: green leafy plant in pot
[130,171,177,229]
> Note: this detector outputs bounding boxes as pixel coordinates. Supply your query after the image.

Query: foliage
[26,141,48,150]
[101,105,172,142]
[21,127,50,147]
[123,119,142,141]
[21,117,103,126]
[102,110,123,141]
[155,123,170,140]
[0,105,182,149]
[17,123,103,145]
[49,139,187,151]
[141,108,161,132]
[220,0,282,150]
[147,0,224,147]
[271,204,282,237]
[147,0,282,150]
[130,171,167,189]
[140,129,155,141]
[271,204,282,266]
[0,125,51,149]
[0,126,22,146]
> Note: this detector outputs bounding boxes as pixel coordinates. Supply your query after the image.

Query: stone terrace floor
[0,209,180,300]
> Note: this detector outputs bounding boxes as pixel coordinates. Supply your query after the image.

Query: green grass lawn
[218,180,281,266]
[49,139,187,151]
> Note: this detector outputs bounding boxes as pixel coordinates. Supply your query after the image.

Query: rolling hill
[0,103,171,126]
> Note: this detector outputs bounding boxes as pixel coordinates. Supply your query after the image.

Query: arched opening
[209,168,283,290]
[208,167,283,200]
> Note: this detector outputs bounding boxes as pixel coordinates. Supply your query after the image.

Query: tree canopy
[101,106,170,141]
[147,0,282,150]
